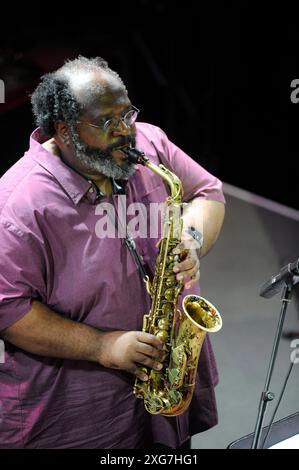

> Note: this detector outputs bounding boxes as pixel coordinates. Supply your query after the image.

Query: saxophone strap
[125,235,150,283]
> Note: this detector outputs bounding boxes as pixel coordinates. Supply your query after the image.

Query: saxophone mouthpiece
[123,147,148,165]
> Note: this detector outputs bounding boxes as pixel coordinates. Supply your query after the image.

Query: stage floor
[192,183,299,449]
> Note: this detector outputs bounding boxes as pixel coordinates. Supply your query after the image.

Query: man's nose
[112,119,131,136]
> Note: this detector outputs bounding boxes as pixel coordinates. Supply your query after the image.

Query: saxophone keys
[165,277,176,287]
[156,329,168,342]
[162,303,172,316]
[144,275,152,295]
[158,318,168,329]
[164,288,175,300]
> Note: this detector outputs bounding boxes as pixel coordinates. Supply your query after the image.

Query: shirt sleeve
[0,218,46,331]
[145,124,225,203]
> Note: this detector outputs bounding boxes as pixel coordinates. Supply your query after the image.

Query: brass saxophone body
[124,147,222,416]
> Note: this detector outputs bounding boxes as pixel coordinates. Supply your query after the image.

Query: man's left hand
[172,231,201,290]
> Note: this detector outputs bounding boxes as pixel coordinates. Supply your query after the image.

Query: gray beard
[70,129,136,180]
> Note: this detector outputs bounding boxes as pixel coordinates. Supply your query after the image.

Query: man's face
[69,82,137,179]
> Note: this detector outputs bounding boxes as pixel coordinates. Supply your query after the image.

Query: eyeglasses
[77,105,140,132]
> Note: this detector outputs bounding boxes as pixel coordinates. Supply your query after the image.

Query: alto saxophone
[124,147,222,416]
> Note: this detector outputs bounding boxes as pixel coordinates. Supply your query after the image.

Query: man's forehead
[81,88,129,118]
[67,70,128,116]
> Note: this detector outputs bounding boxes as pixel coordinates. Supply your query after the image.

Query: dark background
[0,2,298,209]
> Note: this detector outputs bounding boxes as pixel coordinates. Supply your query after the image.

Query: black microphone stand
[251,278,297,449]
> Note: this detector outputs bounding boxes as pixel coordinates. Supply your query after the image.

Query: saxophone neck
[124,147,183,203]
[124,147,148,165]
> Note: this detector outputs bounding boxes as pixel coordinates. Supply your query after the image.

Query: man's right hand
[99,330,165,381]
[1,301,164,382]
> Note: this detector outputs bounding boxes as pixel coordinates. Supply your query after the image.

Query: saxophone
[124,147,222,416]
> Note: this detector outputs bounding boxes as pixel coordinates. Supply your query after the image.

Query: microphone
[260,258,299,298]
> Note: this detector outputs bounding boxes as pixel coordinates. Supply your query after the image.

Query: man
[0,56,225,448]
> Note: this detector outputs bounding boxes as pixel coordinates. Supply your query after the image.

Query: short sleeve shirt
[0,123,225,448]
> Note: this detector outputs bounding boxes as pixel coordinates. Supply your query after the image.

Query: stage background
[0,2,298,209]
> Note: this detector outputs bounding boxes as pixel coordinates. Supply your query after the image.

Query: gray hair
[31,55,126,136]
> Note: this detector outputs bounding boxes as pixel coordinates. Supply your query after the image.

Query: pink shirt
[0,123,224,448]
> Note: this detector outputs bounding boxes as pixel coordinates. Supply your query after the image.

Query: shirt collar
[28,128,129,205]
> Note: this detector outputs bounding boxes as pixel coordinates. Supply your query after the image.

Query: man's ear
[54,121,70,145]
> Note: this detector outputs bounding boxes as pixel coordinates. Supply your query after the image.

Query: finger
[174,257,196,274]
[185,271,201,290]
[134,352,163,371]
[179,260,200,278]
[136,342,165,361]
[172,242,185,255]
[173,250,189,264]
[174,255,199,274]
[176,264,200,287]
[136,331,164,350]
[132,365,149,382]
[177,271,199,286]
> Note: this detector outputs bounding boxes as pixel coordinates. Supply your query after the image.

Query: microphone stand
[251,283,294,449]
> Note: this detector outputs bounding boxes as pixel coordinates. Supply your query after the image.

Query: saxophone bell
[183,295,222,333]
